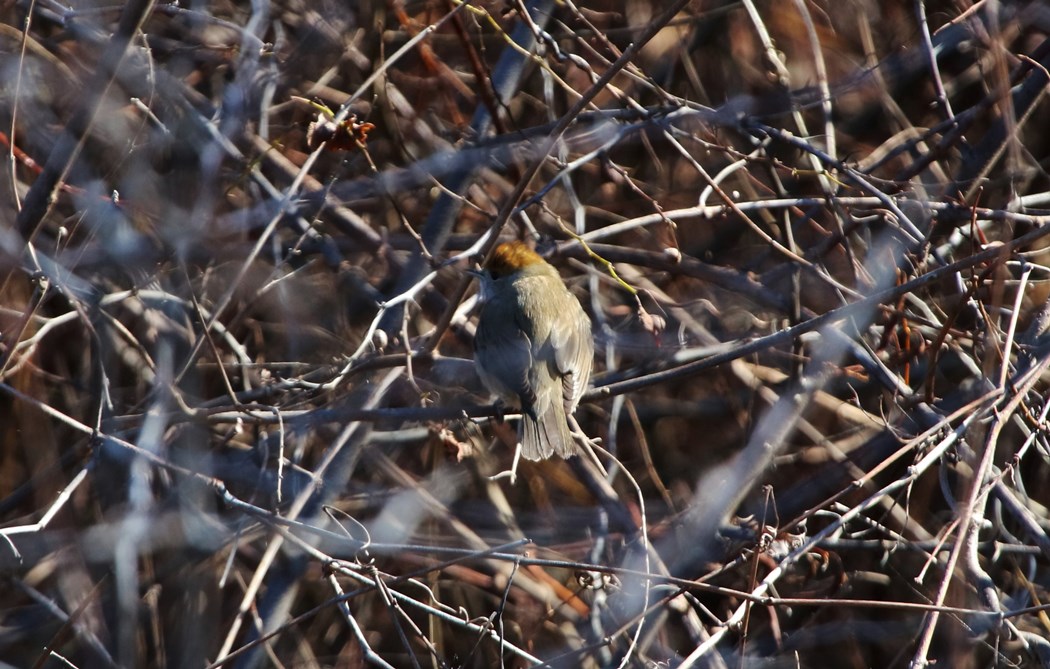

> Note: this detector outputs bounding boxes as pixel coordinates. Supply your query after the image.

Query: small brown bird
[473,241,594,460]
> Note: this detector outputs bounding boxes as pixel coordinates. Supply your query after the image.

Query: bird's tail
[520,402,575,460]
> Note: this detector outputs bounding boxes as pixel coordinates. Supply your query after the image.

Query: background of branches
[2,0,1050,667]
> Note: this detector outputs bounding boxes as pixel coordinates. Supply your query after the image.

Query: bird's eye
[489,270,501,279]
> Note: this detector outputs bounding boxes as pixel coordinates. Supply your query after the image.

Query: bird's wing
[475,322,536,409]
[549,301,593,407]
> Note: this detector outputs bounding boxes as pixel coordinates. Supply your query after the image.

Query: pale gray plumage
[473,242,593,460]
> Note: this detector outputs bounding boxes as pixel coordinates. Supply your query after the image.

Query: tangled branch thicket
[2,0,1050,667]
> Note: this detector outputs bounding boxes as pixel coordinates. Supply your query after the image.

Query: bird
[472,241,594,460]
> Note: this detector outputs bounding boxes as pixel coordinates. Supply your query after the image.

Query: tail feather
[520,402,575,460]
